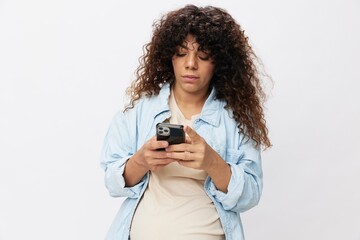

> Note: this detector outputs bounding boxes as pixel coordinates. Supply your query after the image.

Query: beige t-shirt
[130,92,225,240]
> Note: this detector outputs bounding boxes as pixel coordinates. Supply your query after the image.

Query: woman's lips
[182,75,199,82]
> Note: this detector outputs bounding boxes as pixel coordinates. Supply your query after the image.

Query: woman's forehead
[180,35,199,50]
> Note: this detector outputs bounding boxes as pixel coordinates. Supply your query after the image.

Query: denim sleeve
[100,111,146,198]
[207,138,263,213]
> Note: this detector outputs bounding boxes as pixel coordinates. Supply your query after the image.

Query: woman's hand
[165,126,231,192]
[124,136,175,187]
[165,126,217,171]
[133,136,175,171]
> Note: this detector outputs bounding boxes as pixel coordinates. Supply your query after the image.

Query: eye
[198,51,211,61]
[175,52,186,57]
[174,46,187,57]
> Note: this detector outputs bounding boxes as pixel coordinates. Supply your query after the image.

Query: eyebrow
[179,41,198,50]
[178,45,210,54]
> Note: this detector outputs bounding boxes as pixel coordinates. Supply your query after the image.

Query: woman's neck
[172,86,210,119]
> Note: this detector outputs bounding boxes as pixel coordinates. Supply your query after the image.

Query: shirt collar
[199,87,223,127]
[152,83,224,127]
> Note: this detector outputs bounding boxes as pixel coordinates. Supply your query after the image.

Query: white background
[0,0,359,239]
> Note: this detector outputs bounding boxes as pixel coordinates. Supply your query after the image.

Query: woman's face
[172,35,215,97]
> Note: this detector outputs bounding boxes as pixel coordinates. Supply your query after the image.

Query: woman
[101,4,271,240]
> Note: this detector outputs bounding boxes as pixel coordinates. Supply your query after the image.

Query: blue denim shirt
[100,84,263,240]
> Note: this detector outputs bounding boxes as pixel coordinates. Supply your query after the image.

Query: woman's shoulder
[123,86,171,117]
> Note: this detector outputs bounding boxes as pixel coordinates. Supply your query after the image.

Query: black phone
[156,123,185,148]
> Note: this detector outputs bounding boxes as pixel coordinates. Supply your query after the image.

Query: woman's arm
[101,112,176,196]
[165,125,262,212]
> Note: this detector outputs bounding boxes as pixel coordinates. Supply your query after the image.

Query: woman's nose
[185,53,198,70]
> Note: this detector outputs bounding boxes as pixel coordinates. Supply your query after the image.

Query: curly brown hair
[125,5,271,148]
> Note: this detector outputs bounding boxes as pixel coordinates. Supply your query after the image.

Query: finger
[165,143,195,153]
[151,150,170,159]
[185,135,192,144]
[166,151,194,161]
[149,139,169,150]
[165,143,184,152]
[184,126,201,143]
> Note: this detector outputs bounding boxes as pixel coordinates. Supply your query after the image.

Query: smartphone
[156,123,185,149]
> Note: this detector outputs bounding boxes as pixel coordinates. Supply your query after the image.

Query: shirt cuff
[207,162,244,210]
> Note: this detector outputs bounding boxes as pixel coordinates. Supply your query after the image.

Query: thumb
[184,125,201,143]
